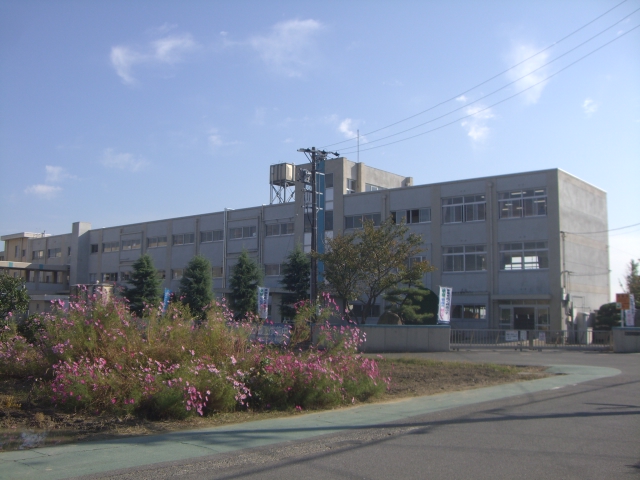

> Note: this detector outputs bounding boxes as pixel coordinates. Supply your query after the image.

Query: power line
[321,0,631,149]
[564,222,640,235]
[337,23,640,155]
[336,8,640,153]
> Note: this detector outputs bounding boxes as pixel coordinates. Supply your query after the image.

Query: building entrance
[513,307,535,330]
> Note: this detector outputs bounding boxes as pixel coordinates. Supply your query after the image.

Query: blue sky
[1,0,638,301]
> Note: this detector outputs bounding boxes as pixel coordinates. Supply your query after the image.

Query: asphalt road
[2,350,638,479]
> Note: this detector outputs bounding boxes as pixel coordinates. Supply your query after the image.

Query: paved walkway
[0,351,634,479]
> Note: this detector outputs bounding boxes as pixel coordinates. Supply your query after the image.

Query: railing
[450,329,612,351]
[249,323,291,346]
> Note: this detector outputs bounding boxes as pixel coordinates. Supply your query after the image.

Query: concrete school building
[1,157,609,331]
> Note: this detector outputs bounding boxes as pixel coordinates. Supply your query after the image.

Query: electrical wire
[321,0,631,149]
[564,222,640,235]
[336,8,640,153]
[336,23,640,155]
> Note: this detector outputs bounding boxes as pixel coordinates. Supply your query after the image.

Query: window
[172,233,195,246]
[499,188,547,219]
[442,195,485,224]
[89,273,97,283]
[48,248,62,258]
[22,249,26,258]
[264,264,281,276]
[157,270,166,280]
[265,223,294,236]
[452,305,487,320]
[345,213,381,229]
[14,246,19,258]
[68,247,71,255]
[211,266,223,278]
[392,208,431,224]
[500,242,549,270]
[346,178,356,194]
[351,304,381,318]
[325,210,334,231]
[325,173,334,188]
[443,245,486,272]
[229,226,257,239]
[91,244,99,254]
[32,250,44,260]
[121,271,132,282]
[147,236,168,248]
[101,272,118,282]
[171,269,184,280]
[102,241,120,253]
[121,239,141,251]
[200,230,223,243]
[365,183,384,191]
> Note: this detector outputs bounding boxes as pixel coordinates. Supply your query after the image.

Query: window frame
[442,195,486,224]
[499,241,549,270]
[442,244,487,272]
[499,188,547,219]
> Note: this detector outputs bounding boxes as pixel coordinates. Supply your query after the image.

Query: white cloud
[45,165,75,183]
[208,132,223,148]
[110,33,198,85]
[506,43,550,105]
[249,19,323,77]
[101,148,149,172]
[456,95,468,102]
[24,184,62,199]
[338,118,368,143]
[461,104,495,142]
[582,98,599,117]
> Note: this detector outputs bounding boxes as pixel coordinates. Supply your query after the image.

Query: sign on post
[438,286,452,324]
[162,288,171,314]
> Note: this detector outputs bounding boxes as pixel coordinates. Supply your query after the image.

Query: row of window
[31,248,63,259]
[265,223,294,237]
[442,242,549,272]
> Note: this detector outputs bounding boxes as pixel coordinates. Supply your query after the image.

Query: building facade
[1,158,609,330]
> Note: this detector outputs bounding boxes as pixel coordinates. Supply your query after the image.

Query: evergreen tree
[229,250,263,320]
[123,254,162,316]
[179,255,214,322]
[279,245,310,320]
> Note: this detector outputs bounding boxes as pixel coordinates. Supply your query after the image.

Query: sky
[0,0,638,302]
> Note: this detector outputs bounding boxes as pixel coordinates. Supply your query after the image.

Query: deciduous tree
[0,273,30,324]
[319,218,434,323]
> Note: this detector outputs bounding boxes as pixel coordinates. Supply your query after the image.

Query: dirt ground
[0,358,549,451]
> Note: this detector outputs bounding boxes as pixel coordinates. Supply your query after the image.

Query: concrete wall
[612,328,640,353]
[359,325,450,352]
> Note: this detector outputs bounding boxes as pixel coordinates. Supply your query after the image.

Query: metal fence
[450,329,612,351]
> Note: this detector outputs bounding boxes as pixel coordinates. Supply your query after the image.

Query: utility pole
[297,147,339,304]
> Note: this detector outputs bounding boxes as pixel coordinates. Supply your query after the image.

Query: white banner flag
[438,286,452,324]
[257,287,269,320]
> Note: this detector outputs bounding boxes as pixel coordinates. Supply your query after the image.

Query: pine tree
[228,250,263,320]
[179,255,213,322]
[279,245,310,320]
[123,254,161,316]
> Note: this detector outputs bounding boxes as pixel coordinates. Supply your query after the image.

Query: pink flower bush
[1,287,385,418]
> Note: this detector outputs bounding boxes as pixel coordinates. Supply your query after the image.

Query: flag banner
[438,286,452,324]
[162,288,171,313]
[257,287,269,320]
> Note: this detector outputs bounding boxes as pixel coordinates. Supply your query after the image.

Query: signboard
[438,286,452,324]
[257,287,269,320]
[505,330,518,342]
[616,293,630,310]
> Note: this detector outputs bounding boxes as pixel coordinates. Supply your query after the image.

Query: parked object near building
[2,157,609,331]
